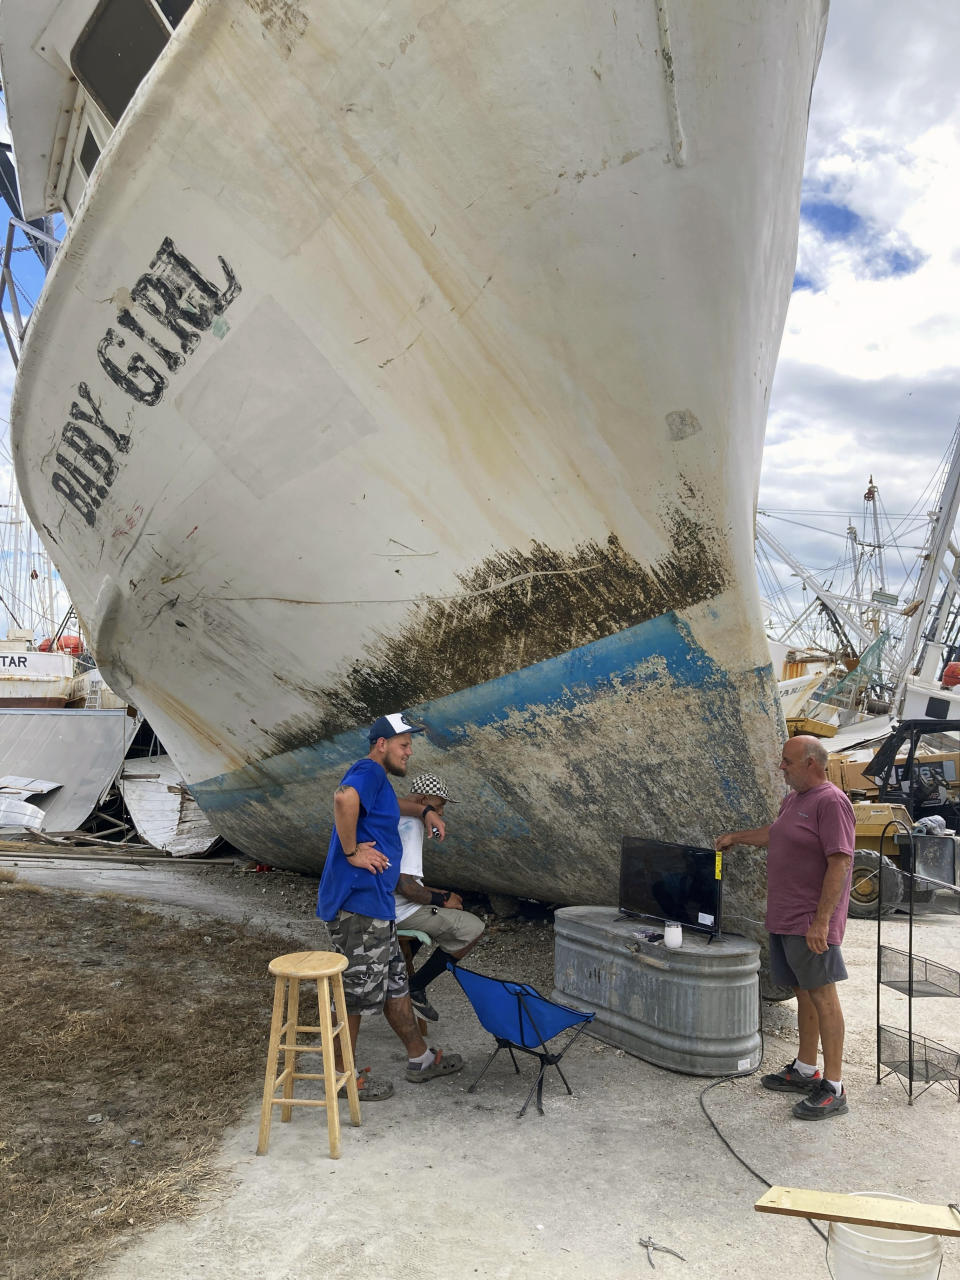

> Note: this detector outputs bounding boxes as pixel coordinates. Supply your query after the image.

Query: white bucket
[827,1192,942,1279]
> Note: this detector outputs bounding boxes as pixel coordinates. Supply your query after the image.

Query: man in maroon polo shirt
[717,734,854,1120]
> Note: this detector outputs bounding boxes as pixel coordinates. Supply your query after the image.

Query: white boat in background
[0,1,829,919]
[759,417,960,746]
[0,630,77,707]
[0,467,126,706]
[0,452,141,834]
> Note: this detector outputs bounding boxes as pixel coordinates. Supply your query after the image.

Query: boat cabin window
[78,128,101,179]
[70,0,194,128]
[157,0,194,27]
[61,98,111,218]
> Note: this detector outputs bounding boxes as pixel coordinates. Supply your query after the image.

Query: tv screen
[619,837,722,936]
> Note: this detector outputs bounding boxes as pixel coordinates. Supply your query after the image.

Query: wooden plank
[786,716,837,738]
[756,1187,960,1237]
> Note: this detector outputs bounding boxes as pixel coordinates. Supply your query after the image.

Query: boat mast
[756,521,877,649]
[893,416,960,695]
[867,477,888,599]
[847,521,862,624]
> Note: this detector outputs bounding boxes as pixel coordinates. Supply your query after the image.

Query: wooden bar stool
[256,951,361,1159]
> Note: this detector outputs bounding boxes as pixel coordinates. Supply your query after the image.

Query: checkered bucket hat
[407,772,456,802]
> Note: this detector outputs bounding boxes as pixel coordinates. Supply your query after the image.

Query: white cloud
[761,0,960,615]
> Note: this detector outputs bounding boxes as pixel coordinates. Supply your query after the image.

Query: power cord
[698,984,832,1266]
[698,1007,948,1279]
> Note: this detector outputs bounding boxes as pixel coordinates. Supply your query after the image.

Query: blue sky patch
[792,271,819,293]
[800,199,864,241]
[799,187,926,284]
[864,243,927,280]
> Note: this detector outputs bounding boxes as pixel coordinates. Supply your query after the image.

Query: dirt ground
[0,873,303,1280]
[3,855,959,1279]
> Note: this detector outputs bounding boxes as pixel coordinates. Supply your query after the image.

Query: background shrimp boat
[759,420,960,751]
[0,1,828,928]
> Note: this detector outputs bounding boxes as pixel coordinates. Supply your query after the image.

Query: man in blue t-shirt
[317,711,464,1100]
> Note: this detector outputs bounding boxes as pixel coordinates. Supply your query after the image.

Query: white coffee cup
[663,922,682,950]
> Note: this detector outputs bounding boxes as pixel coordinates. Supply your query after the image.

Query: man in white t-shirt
[395,773,485,1021]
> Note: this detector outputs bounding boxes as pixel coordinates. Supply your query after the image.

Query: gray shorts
[327,910,409,1015]
[769,932,848,991]
[396,904,485,953]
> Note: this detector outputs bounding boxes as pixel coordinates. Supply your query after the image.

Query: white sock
[793,1058,818,1077]
[826,1078,842,1094]
[408,1047,435,1068]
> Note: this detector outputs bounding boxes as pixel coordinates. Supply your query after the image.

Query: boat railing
[0,217,59,367]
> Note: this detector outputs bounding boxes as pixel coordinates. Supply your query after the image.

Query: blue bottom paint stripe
[192,609,761,812]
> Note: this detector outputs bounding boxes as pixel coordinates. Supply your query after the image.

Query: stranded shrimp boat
[1,1,828,925]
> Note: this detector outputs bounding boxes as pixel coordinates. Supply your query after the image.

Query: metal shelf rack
[875,827,960,1103]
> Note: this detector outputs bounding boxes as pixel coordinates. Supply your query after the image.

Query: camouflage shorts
[327,910,409,1015]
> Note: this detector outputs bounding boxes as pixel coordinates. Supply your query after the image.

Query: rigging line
[760,573,803,604]
[756,571,795,624]
[892,432,957,536]
[756,581,796,624]
[760,506,917,518]
[883,494,920,587]
[762,510,928,553]
[0,580,57,617]
[8,267,35,312]
[757,566,794,610]
[757,514,852,541]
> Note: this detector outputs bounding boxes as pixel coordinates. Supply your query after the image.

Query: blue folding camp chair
[449,965,595,1118]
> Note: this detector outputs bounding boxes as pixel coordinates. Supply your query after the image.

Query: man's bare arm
[333,785,388,873]
[806,852,852,954]
[397,795,445,840]
[396,873,443,904]
[715,825,772,850]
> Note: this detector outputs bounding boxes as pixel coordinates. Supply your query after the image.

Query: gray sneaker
[793,1082,848,1120]
[760,1061,821,1093]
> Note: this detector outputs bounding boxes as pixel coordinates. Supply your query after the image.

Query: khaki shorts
[769,932,848,991]
[396,904,485,953]
[327,910,409,1015]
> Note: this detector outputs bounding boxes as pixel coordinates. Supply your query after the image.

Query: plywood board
[755,1187,960,1237]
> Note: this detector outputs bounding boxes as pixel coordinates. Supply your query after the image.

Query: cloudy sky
[759,0,960,637]
[0,0,958,643]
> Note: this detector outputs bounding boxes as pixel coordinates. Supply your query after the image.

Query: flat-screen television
[619,837,723,937]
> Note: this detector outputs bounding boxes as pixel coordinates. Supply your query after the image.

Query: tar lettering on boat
[0,656,28,668]
[49,239,241,528]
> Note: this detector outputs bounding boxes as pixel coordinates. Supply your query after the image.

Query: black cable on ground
[698,986,831,1251]
[698,1077,827,1248]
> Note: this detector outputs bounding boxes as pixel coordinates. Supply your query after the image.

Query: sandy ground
[7,852,960,1279]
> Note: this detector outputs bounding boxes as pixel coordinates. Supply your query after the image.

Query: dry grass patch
[0,881,298,1280]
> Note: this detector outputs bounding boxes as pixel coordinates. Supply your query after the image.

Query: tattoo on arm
[396,874,432,904]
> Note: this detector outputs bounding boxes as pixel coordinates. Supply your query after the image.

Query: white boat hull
[11,0,826,915]
[0,650,75,707]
